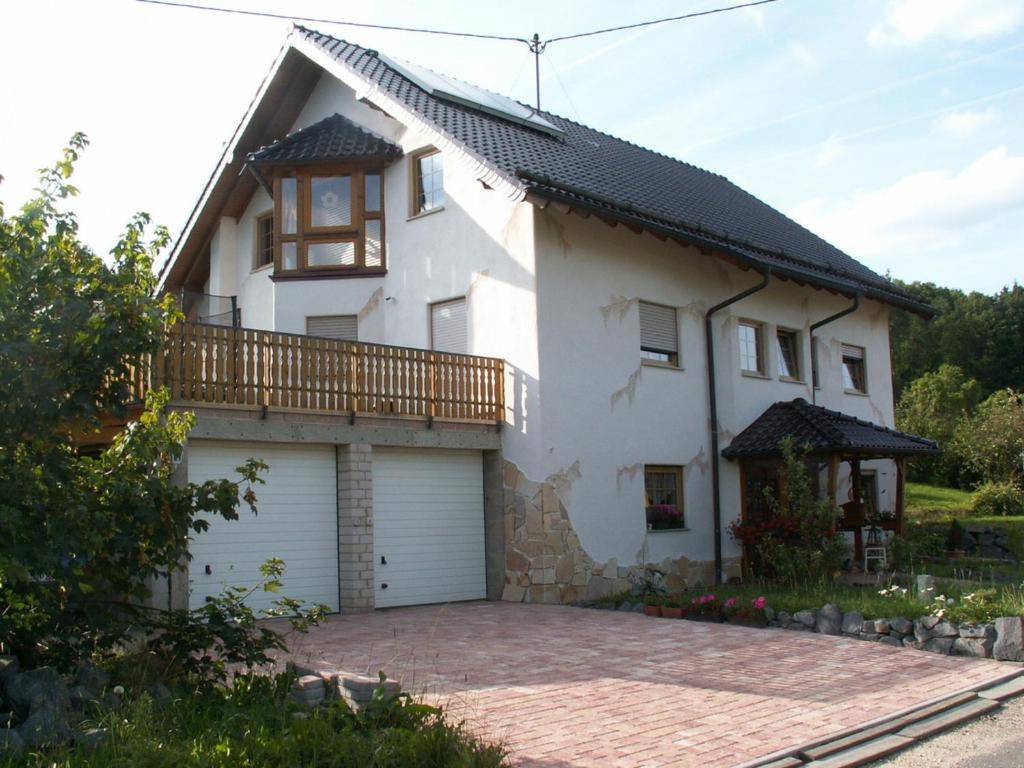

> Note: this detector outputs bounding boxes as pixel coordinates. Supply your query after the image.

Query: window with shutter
[639,301,678,366]
[430,297,467,354]
[842,343,867,393]
[306,315,358,341]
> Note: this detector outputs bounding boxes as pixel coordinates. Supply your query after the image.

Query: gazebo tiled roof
[722,398,939,460]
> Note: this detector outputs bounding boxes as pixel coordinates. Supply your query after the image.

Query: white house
[156,26,936,613]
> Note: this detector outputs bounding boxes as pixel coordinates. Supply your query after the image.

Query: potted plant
[642,593,662,617]
[725,595,769,628]
[661,595,683,619]
[687,593,723,622]
[646,504,684,530]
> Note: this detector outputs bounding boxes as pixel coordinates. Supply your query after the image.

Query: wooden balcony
[137,322,505,424]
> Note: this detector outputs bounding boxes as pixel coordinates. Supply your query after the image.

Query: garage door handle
[380,555,387,565]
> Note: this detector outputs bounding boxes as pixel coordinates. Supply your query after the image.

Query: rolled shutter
[306,315,358,340]
[841,343,864,360]
[639,301,677,354]
[431,298,468,354]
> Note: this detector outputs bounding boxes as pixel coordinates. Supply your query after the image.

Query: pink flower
[753,596,766,610]
[725,597,738,608]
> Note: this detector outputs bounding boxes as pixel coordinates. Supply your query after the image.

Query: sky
[1,0,1022,294]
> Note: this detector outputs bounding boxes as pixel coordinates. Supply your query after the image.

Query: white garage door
[373,448,485,607]
[187,441,339,613]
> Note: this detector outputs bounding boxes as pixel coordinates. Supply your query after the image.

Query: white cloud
[868,0,1024,46]
[813,137,844,167]
[790,147,1024,257]
[935,108,997,138]
[788,42,818,69]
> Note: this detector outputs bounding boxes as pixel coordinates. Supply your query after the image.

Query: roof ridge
[786,398,850,449]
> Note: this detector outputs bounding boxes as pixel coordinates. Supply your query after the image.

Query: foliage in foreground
[1,673,507,768]
[0,136,321,676]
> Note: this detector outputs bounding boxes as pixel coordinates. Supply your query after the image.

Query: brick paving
[280,602,1011,767]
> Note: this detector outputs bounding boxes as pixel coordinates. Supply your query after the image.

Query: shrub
[749,438,846,585]
[951,388,1024,485]
[971,480,1024,517]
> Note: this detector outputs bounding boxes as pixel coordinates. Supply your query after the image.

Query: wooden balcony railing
[140,322,505,424]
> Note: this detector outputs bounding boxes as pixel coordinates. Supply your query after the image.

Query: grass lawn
[906,482,975,516]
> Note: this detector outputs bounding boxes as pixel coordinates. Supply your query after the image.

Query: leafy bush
[8,672,508,767]
[0,138,315,676]
[970,480,1024,517]
[747,438,846,585]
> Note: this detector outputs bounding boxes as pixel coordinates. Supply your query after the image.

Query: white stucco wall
[531,207,898,572]
[219,71,544,470]
[204,64,900,579]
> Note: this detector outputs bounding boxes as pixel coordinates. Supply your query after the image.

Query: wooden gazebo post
[894,457,906,536]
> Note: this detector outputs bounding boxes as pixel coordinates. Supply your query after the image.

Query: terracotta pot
[661,606,683,619]
[643,604,661,617]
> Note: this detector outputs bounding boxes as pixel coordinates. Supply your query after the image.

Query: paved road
[871,695,1024,768]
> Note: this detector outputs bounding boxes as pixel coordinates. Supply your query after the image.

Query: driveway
[281,602,1013,767]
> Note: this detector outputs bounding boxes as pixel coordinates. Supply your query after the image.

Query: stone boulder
[816,604,843,635]
[793,609,817,629]
[75,661,110,697]
[776,610,791,628]
[289,675,326,709]
[889,617,913,636]
[994,617,1024,662]
[932,621,959,639]
[873,619,891,635]
[877,636,902,648]
[0,656,18,685]
[923,637,954,655]
[841,611,864,635]
[953,637,993,658]
[3,667,69,720]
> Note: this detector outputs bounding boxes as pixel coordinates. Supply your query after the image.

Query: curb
[735,668,1024,768]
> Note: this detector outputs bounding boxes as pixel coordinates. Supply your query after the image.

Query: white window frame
[638,300,679,367]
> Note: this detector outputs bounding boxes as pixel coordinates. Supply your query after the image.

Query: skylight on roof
[377,53,565,139]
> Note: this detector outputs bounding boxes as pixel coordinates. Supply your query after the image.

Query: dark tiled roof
[248,113,402,164]
[722,398,939,459]
[297,27,932,316]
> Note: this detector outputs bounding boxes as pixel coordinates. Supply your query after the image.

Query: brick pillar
[337,443,375,612]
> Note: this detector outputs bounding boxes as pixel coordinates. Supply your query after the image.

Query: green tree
[951,388,1024,486]
[895,364,982,485]
[0,136,267,668]
[890,280,1024,399]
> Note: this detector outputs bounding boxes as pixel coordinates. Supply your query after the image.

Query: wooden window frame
[409,148,444,217]
[841,343,868,394]
[644,465,685,531]
[271,163,387,279]
[253,211,274,270]
[738,320,766,376]
[776,327,801,382]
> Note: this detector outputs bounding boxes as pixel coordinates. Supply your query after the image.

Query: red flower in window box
[646,504,683,530]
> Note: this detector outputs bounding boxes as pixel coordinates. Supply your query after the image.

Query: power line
[545,0,781,44]
[134,0,530,43]
[135,0,785,109]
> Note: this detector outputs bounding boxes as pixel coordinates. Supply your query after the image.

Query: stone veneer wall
[501,460,735,603]
[337,443,374,613]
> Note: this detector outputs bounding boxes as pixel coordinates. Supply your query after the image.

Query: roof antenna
[529,33,546,111]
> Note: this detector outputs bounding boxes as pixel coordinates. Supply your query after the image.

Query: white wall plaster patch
[546,460,582,505]
[610,365,643,410]
[684,446,709,475]
[600,295,636,327]
[467,269,490,299]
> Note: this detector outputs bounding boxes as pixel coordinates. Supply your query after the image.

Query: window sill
[641,359,683,371]
[740,370,769,380]
[271,269,387,282]
[407,206,445,222]
[844,388,869,397]
[251,262,274,275]
[646,527,690,533]
[779,376,806,385]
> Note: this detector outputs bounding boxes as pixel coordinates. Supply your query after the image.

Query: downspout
[809,293,860,405]
[706,269,771,584]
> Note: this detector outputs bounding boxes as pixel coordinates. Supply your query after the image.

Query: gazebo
[722,398,939,564]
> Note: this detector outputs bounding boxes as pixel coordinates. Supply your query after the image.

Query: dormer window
[245,113,402,279]
[273,168,385,275]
